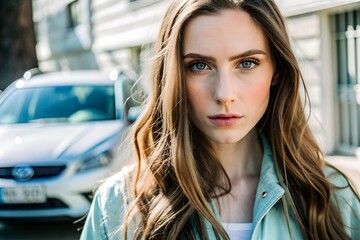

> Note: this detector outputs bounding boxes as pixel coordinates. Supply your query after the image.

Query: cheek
[186,81,209,110]
[252,65,273,94]
[251,83,271,99]
[245,76,272,107]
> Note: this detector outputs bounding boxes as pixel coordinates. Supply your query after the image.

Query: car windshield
[0,85,117,124]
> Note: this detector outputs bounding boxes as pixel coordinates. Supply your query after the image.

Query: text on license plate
[0,185,46,203]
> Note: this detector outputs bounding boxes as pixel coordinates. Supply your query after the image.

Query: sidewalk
[326,156,360,191]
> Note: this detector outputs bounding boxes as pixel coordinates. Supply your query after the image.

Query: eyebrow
[183,53,216,62]
[229,49,266,61]
[183,49,266,61]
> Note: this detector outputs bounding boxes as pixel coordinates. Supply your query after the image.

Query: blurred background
[0,0,360,239]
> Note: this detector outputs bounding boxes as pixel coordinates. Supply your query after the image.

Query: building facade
[281,0,360,156]
[32,0,360,156]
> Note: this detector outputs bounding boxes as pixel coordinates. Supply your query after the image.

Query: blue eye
[241,61,254,69]
[189,62,210,71]
[239,59,259,70]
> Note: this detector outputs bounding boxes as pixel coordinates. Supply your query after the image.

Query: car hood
[0,121,125,165]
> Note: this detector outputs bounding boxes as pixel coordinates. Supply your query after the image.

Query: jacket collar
[206,134,285,239]
[210,134,285,222]
[252,134,285,230]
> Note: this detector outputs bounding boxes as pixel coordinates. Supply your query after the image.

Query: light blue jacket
[80,137,360,239]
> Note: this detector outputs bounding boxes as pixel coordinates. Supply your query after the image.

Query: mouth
[208,114,243,126]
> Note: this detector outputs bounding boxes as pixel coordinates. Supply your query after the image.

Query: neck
[212,129,263,181]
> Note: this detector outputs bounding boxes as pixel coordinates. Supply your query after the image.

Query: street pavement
[0,221,81,239]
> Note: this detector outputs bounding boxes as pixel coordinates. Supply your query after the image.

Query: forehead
[183,9,269,54]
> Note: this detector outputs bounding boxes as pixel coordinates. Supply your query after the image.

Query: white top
[222,222,252,240]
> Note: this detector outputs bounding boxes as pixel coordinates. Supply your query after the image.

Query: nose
[214,72,236,104]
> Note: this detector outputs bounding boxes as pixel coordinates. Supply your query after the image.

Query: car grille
[0,198,68,210]
[0,166,66,180]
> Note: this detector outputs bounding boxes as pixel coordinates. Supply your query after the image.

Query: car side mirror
[127,106,143,123]
[111,69,146,123]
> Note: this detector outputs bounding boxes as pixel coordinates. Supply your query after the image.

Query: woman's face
[183,9,274,145]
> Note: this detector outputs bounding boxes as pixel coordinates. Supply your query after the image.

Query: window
[67,0,82,28]
[0,85,116,124]
[332,9,360,155]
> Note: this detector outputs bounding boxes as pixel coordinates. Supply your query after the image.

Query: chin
[211,137,243,144]
[208,131,250,145]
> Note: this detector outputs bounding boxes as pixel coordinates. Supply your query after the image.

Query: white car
[0,69,140,221]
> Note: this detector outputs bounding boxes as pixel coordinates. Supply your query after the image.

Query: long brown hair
[123,0,358,239]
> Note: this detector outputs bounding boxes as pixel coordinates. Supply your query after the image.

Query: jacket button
[261,191,267,198]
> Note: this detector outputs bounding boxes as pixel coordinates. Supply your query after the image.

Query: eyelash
[237,58,260,71]
[187,58,260,73]
[187,61,211,73]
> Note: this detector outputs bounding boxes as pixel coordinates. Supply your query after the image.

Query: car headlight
[77,152,112,173]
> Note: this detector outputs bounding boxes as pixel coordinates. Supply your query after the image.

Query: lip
[208,114,243,127]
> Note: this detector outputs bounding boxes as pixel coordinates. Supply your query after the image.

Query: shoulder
[96,164,136,211]
[323,164,358,199]
[323,165,360,236]
[80,164,137,240]
[323,165,358,192]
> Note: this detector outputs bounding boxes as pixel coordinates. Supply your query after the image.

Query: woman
[80,0,360,239]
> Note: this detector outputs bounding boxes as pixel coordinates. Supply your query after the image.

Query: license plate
[0,185,46,203]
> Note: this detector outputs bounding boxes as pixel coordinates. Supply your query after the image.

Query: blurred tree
[0,0,38,90]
